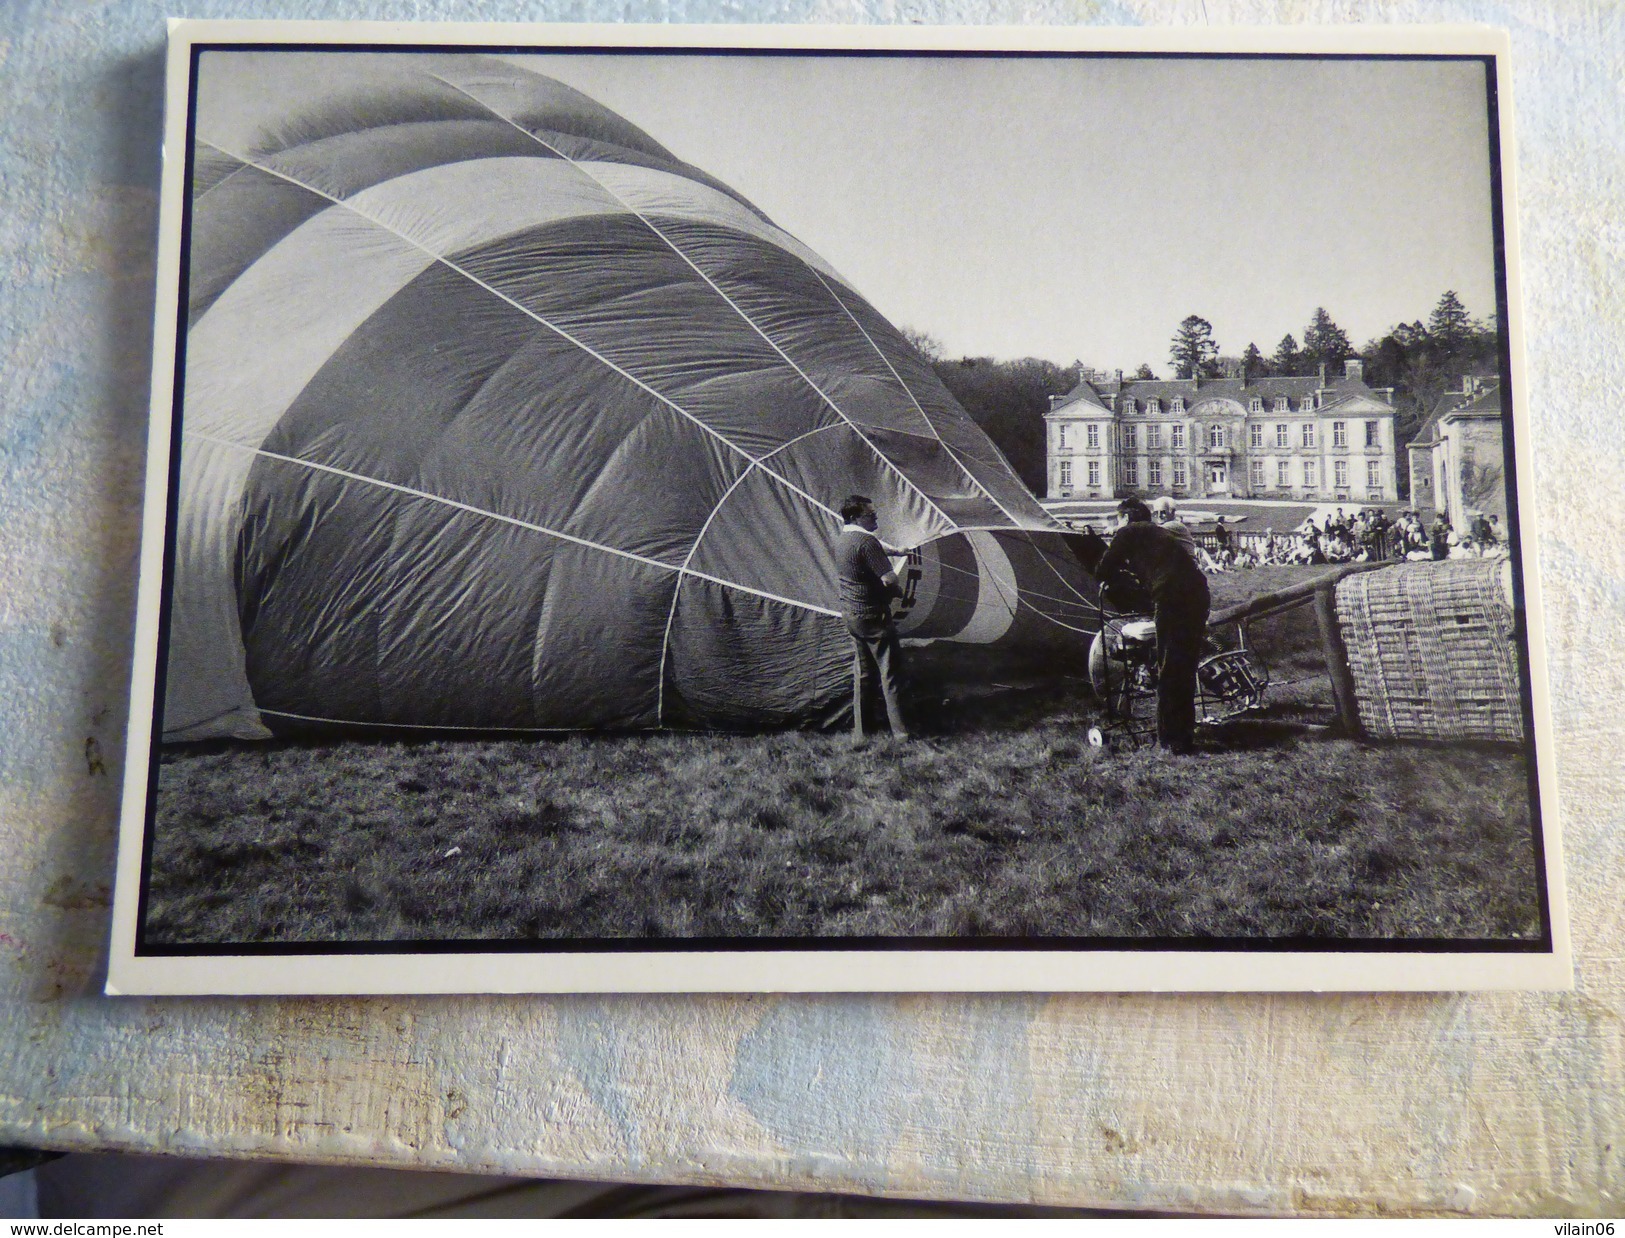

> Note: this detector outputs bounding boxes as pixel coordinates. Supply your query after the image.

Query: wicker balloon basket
[1334,559,1524,742]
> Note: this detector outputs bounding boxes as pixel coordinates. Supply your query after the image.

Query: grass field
[145,566,1543,946]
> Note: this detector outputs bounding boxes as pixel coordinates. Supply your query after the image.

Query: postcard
[108,20,1568,993]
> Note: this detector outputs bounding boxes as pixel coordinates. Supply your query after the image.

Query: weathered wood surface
[1,1,1621,1217]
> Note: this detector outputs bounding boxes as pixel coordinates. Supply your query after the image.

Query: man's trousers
[1154,597,1209,753]
[846,614,908,739]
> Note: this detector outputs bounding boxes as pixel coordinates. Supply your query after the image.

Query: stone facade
[1409,375,1504,527]
[1044,360,1399,504]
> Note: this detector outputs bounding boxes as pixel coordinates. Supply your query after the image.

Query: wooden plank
[1207,562,1387,629]
[1315,581,1363,735]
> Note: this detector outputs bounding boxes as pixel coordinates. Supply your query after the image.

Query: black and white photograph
[110,22,1567,994]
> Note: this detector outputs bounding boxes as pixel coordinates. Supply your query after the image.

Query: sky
[514,51,1500,373]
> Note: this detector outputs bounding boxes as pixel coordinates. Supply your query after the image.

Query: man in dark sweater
[1095,497,1212,753]
[835,494,909,740]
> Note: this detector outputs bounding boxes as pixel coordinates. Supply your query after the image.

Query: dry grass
[143,567,1543,947]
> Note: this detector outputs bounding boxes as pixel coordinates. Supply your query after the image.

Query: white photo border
[108,19,1571,995]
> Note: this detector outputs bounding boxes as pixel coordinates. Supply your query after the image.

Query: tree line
[907,291,1500,499]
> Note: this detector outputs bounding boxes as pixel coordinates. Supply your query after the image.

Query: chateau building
[1408,375,1504,528]
[1044,360,1399,504]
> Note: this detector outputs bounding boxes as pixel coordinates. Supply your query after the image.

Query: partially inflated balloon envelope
[163,51,1099,740]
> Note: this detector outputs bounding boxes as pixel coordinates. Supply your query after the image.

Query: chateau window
[1277,459,1290,488]
[1147,425,1162,450]
[1123,459,1138,487]
[1086,424,1099,450]
[1147,398,1161,415]
[1302,396,1316,412]
[1250,459,1265,487]
[1172,460,1187,488]
[1301,423,1316,449]
[1303,459,1318,488]
[1148,459,1162,486]
[1119,398,1133,414]
[1335,459,1349,489]
[1274,397,1289,413]
[1057,424,1069,449]
[1249,423,1263,449]
[1332,421,1347,448]
[1208,424,1225,450]
[1170,397,1185,413]
[1087,460,1101,487]
[1058,460,1071,487]
[1249,397,1263,413]
[1123,426,1137,451]
[1365,420,1379,448]
[1171,424,1186,451]
[1367,459,1382,490]
[1275,423,1288,448]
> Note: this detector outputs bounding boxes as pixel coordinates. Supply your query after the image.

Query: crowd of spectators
[1073,501,1511,575]
[1178,505,1509,573]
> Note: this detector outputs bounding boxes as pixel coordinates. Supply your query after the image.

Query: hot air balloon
[162,51,1098,741]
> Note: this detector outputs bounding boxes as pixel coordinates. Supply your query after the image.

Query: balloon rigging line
[193,156,256,205]
[924,557,1095,616]
[257,707,583,733]
[810,269,1030,516]
[803,249,1096,613]
[420,73,969,542]
[650,428,820,723]
[651,422,852,721]
[185,431,843,618]
[194,139,847,530]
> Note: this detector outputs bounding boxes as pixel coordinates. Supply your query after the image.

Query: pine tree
[1168,315,1220,379]
[1427,290,1473,352]
[1241,342,1266,381]
[1272,333,1301,375]
[1301,307,1353,373]
[1131,363,1157,380]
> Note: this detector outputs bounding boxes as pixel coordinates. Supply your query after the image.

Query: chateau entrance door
[1208,462,1229,494]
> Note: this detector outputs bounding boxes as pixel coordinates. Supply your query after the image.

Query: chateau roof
[1413,376,1501,446]
[1444,383,1504,419]
[1050,369,1385,415]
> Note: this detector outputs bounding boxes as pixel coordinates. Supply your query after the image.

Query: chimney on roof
[1318,361,1327,387]
[1344,358,1364,384]
[1116,369,1123,383]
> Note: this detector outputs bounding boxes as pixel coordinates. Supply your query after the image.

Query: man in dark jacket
[835,495,909,740]
[1095,497,1211,753]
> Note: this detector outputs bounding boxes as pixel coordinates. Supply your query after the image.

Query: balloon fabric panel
[237,461,398,725]
[374,511,556,729]
[529,544,675,729]
[417,333,688,537]
[895,532,983,640]
[661,579,852,730]
[258,119,547,204]
[765,423,951,550]
[681,466,845,612]
[563,407,746,567]
[452,216,789,390]
[187,159,333,324]
[260,261,547,489]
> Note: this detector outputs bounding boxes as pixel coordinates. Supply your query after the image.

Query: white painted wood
[0,0,1619,1216]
